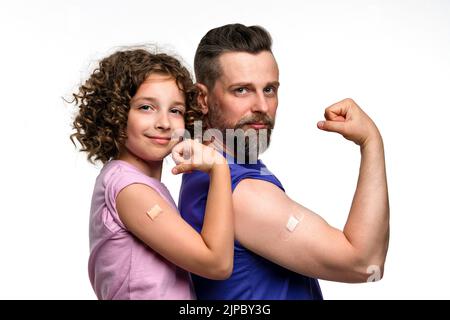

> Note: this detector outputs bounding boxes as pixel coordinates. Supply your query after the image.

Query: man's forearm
[343,134,390,269]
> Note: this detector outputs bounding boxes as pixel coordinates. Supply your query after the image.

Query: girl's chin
[140,156,166,163]
[144,153,172,162]
[127,153,167,164]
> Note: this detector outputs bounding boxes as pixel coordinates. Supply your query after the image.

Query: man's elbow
[350,257,386,283]
[345,239,388,283]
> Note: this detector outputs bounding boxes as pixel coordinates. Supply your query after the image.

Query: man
[178,24,389,299]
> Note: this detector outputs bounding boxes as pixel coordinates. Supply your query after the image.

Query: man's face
[205,51,279,157]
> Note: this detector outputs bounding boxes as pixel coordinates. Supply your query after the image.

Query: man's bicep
[233,179,361,281]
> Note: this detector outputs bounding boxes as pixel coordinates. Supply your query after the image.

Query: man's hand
[317,98,381,147]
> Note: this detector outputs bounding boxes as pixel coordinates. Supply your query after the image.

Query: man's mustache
[234,114,275,130]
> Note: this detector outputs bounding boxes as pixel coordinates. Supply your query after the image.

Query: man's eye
[235,87,248,95]
[264,86,276,94]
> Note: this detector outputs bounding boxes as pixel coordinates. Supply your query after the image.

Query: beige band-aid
[286,216,299,232]
[146,204,163,220]
[286,214,304,232]
[278,213,305,241]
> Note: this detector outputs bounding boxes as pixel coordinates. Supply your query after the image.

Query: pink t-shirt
[88,160,194,300]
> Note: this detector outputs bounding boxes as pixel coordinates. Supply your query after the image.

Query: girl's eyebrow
[131,96,158,104]
[132,96,185,107]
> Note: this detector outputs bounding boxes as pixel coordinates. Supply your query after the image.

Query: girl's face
[124,73,186,162]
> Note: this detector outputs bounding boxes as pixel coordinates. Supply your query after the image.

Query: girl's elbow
[203,259,233,280]
[210,261,233,280]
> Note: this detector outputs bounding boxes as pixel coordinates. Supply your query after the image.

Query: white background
[0,0,449,299]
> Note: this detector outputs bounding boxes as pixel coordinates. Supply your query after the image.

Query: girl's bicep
[116,183,210,274]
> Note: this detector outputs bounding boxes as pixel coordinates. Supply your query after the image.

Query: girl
[70,48,233,299]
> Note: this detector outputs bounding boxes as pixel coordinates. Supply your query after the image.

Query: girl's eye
[139,105,154,111]
[171,108,185,115]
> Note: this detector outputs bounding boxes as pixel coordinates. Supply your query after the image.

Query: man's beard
[207,103,275,163]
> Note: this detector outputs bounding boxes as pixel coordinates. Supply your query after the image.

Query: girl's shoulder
[102,160,176,208]
[103,160,161,187]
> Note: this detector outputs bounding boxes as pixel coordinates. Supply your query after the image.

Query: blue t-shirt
[178,158,323,300]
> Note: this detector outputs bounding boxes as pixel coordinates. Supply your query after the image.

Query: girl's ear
[196,83,209,115]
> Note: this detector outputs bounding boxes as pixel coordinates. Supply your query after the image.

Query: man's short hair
[194,23,272,90]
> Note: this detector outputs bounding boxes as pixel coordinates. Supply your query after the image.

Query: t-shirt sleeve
[230,165,285,193]
[104,169,158,230]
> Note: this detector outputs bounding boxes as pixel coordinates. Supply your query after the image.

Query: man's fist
[317,98,381,146]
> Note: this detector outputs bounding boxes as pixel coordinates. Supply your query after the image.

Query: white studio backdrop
[0,0,449,299]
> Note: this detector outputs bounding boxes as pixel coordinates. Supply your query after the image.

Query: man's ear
[196,83,209,115]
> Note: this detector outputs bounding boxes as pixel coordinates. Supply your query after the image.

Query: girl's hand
[171,139,226,175]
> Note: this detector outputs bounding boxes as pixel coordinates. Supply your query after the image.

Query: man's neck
[210,136,261,164]
[211,138,234,158]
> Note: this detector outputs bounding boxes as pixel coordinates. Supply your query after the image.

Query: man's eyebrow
[268,81,280,87]
[228,81,280,88]
[229,82,253,87]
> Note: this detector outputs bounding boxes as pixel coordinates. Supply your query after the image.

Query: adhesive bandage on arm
[146,204,163,220]
[286,215,302,232]
[278,213,304,241]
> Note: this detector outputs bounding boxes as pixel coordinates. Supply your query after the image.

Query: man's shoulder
[228,160,285,192]
[229,160,272,176]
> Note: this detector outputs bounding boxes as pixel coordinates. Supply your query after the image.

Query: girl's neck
[117,150,163,181]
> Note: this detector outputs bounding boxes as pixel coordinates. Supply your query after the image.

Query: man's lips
[246,123,269,129]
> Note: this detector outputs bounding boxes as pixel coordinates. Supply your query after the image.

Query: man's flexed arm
[317,98,389,277]
[233,98,389,283]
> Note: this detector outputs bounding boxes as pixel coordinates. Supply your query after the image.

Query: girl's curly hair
[70,48,202,164]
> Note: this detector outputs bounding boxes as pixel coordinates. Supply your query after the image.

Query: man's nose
[155,111,170,130]
[251,92,269,113]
